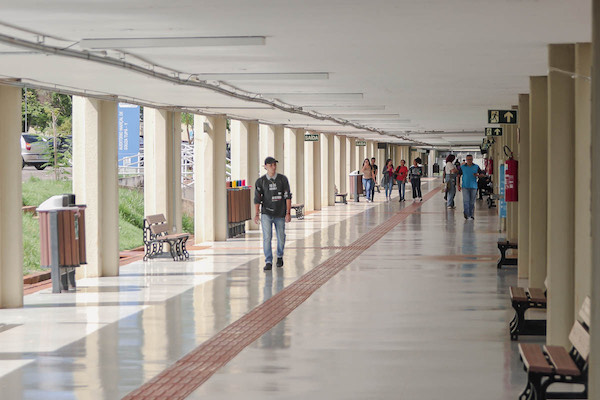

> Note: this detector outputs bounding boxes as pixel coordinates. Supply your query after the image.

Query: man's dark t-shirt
[372,164,378,180]
[254,174,292,217]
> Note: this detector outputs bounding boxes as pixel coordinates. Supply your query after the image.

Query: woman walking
[381,159,395,201]
[444,154,458,208]
[361,158,374,202]
[409,157,423,201]
[394,159,409,202]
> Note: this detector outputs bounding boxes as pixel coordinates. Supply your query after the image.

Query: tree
[181,112,193,143]
[22,89,72,135]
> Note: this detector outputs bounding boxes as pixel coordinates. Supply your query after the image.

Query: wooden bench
[335,193,348,204]
[143,214,190,261]
[509,280,547,340]
[497,238,518,268]
[518,297,590,400]
[291,204,305,220]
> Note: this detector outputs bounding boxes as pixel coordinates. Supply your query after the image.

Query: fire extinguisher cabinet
[37,194,87,293]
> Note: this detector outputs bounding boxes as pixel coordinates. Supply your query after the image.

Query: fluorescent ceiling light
[262,93,363,101]
[199,106,273,110]
[195,73,328,81]
[79,36,266,49]
[305,106,386,111]
[331,114,403,120]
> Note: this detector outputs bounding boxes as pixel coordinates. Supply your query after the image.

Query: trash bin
[349,172,364,202]
[37,194,87,293]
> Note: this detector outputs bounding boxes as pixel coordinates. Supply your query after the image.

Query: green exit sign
[304,133,319,142]
[356,140,367,146]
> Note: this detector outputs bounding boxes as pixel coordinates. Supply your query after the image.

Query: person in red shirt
[394,159,409,202]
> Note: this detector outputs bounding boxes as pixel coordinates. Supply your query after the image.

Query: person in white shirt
[444,154,458,208]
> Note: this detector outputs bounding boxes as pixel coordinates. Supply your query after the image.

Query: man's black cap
[264,157,278,165]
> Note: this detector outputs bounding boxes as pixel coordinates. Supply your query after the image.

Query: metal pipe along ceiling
[0,32,430,145]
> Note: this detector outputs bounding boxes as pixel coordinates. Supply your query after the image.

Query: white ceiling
[0,0,591,146]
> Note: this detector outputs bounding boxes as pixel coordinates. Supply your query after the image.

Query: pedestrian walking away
[394,159,409,202]
[382,159,394,200]
[254,157,292,271]
[409,158,423,201]
[457,154,484,220]
[370,157,378,200]
[361,158,374,202]
[444,154,459,209]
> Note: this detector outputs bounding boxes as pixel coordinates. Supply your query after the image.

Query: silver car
[21,134,51,170]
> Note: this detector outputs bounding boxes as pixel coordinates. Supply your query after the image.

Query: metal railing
[118,150,144,176]
[118,144,232,187]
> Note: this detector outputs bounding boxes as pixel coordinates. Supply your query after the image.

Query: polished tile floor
[0,179,531,399]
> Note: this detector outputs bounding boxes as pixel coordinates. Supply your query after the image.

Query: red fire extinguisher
[485,158,494,175]
[504,146,518,202]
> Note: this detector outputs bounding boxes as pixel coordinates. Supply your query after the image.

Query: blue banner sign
[499,164,507,218]
[118,103,140,166]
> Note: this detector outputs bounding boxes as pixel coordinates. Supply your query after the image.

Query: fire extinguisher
[486,158,494,175]
[504,146,518,202]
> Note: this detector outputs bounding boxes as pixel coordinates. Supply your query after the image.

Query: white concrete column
[260,124,284,168]
[284,128,305,206]
[346,137,355,197]
[377,145,386,174]
[428,150,436,177]
[231,119,260,230]
[574,43,592,315]
[73,96,119,279]
[368,141,376,161]
[0,85,23,308]
[590,2,600,394]
[529,76,548,288]
[304,137,321,211]
[143,108,182,234]
[356,140,366,170]
[547,44,576,347]
[320,133,335,206]
[517,94,530,279]
[194,115,227,242]
[334,135,347,194]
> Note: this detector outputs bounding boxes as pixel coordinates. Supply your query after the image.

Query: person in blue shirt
[457,154,484,220]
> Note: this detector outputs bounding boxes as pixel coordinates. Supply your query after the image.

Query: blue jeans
[261,214,286,263]
[398,181,406,200]
[462,188,477,217]
[445,174,456,207]
[362,178,374,201]
[384,180,393,197]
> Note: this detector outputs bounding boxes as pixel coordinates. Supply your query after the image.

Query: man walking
[254,157,292,270]
[457,154,484,220]
[370,157,378,200]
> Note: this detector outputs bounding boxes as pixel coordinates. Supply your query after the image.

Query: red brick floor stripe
[123,187,440,400]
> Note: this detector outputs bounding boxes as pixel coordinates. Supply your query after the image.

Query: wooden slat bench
[497,238,518,268]
[143,214,190,261]
[509,280,547,340]
[335,193,348,204]
[291,204,305,220]
[518,297,590,400]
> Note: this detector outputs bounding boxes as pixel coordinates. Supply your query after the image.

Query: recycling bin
[349,172,364,202]
[38,194,86,293]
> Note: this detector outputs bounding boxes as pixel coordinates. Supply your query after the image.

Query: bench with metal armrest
[498,237,518,268]
[509,280,547,340]
[518,297,590,400]
[291,204,305,220]
[143,214,190,261]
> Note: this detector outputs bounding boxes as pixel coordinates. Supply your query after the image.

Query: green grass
[21,178,194,276]
[22,177,72,207]
[23,213,42,276]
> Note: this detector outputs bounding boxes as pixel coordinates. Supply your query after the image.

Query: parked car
[21,134,50,170]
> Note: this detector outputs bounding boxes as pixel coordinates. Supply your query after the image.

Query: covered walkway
[0,180,529,399]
